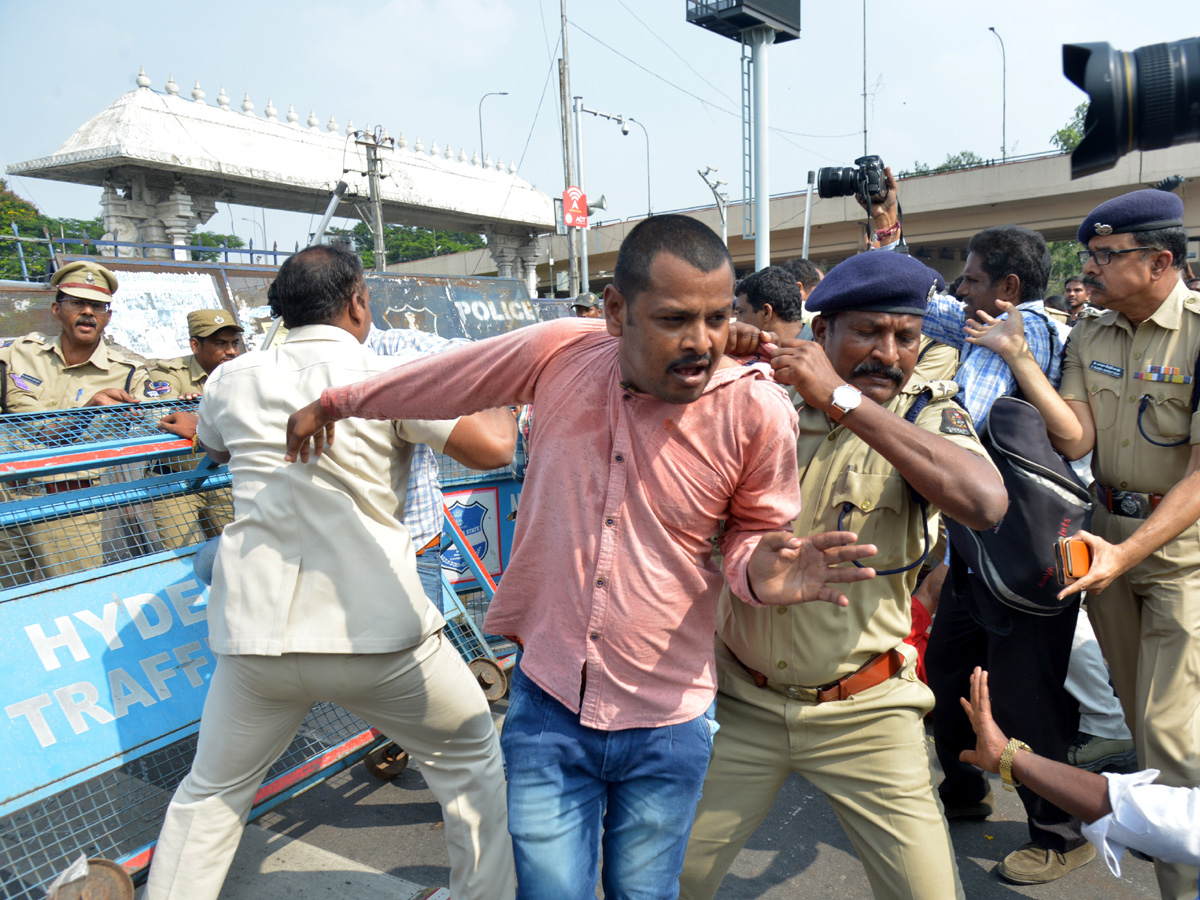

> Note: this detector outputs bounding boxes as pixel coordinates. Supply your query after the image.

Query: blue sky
[2,0,1195,251]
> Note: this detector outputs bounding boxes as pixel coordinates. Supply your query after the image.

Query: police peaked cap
[805,250,940,317]
[1077,189,1184,244]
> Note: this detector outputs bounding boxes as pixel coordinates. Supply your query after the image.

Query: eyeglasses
[1078,247,1148,266]
[59,297,111,313]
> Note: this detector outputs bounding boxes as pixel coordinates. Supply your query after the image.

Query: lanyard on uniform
[837,497,930,576]
[1136,395,1189,447]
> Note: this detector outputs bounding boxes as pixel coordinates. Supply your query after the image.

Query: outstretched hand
[747,530,877,607]
[959,667,1008,774]
[964,299,1028,361]
[285,399,335,463]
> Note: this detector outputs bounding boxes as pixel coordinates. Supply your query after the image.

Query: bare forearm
[1004,346,1091,457]
[442,407,517,470]
[1011,750,1113,824]
[842,402,1007,530]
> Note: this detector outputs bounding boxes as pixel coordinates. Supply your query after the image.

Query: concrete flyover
[391,145,1200,292]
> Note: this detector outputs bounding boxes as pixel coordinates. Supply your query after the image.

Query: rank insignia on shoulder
[1089,360,1124,378]
[940,408,973,436]
[144,381,172,397]
[1134,365,1192,384]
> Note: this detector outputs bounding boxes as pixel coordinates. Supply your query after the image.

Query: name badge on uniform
[1134,365,1193,384]
[1088,361,1124,378]
[144,381,172,398]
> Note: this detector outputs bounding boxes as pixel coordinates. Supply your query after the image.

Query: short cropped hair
[1044,294,1070,313]
[1132,226,1189,271]
[966,225,1051,302]
[780,257,824,292]
[1064,274,1086,289]
[736,266,805,322]
[269,244,364,329]
[613,215,731,302]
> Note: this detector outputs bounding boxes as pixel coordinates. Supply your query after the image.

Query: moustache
[76,318,97,327]
[668,355,712,371]
[850,359,904,385]
[1081,276,1105,291]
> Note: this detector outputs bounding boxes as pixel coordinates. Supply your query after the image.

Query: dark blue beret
[1077,189,1184,244]
[805,250,940,317]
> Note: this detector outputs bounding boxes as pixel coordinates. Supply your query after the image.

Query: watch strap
[999,738,1031,792]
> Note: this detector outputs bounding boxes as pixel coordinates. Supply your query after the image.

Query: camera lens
[817,166,860,199]
[1064,37,1200,179]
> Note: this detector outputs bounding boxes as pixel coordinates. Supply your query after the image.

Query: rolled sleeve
[1082,769,1200,876]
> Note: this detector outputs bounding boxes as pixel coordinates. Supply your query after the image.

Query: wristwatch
[827,384,863,423]
[999,738,1032,792]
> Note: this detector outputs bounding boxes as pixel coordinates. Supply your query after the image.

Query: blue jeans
[501,664,713,900]
[415,545,443,614]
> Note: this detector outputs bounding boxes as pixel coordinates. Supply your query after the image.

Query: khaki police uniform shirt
[1,334,147,414]
[718,379,994,687]
[912,336,959,385]
[145,354,208,400]
[1058,278,1200,495]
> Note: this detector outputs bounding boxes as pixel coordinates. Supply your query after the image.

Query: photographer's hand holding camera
[853,166,901,248]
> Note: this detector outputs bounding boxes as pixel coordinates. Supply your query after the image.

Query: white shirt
[1081,768,1200,877]
[196,324,459,656]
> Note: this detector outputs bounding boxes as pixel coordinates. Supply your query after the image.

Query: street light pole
[988,27,1007,162]
[478,91,509,165]
[626,117,652,217]
[698,166,729,248]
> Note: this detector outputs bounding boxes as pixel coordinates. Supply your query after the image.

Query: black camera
[1064,37,1200,179]
[817,155,887,205]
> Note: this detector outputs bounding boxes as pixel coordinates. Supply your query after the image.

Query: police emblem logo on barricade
[442,500,490,575]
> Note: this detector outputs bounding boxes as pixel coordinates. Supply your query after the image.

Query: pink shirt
[322,319,800,729]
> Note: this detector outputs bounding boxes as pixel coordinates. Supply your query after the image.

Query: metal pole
[802,170,815,258]
[478,91,508,164]
[10,223,29,281]
[750,27,774,270]
[309,180,349,246]
[559,0,579,296]
[365,141,387,271]
[573,95,589,291]
[627,117,652,216]
[699,167,729,248]
[862,0,868,157]
[989,27,1006,161]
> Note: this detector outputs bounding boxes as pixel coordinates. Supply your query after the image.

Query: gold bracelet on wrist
[999,738,1031,792]
[192,433,201,452]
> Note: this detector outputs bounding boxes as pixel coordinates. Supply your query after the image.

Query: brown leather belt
[1096,483,1162,519]
[414,535,441,557]
[45,478,93,494]
[737,647,905,704]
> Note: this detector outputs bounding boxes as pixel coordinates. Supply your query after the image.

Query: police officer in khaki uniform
[680,252,1008,900]
[965,189,1200,900]
[147,309,243,548]
[0,261,148,579]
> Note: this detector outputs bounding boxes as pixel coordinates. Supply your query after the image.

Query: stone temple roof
[7,72,555,233]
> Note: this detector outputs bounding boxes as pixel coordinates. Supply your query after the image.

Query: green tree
[329,222,486,269]
[0,178,55,280]
[902,150,986,177]
[1051,103,1089,153]
[1048,239,1083,293]
[191,231,246,263]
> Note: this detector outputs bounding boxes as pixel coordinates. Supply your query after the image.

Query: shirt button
[1121,439,1130,447]
[590,632,600,641]
[777,606,787,614]
[861,500,872,510]
[776,661,787,670]
[605,517,614,526]
[827,433,837,441]
[1128,395,1137,402]
[595,578,605,587]
[1134,352,1142,360]
[1120,481,1128,488]
[615,454,624,462]
[1158,393,1165,401]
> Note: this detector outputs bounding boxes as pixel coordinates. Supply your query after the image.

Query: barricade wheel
[54,858,134,900]
[364,742,410,780]
[469,657,507,702]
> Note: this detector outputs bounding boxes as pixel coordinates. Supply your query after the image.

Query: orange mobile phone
[1054,538,1092,584]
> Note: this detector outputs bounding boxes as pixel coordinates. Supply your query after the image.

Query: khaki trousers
[146,632,514,900]
[680,643,964,900]
[1089,507,1200,900]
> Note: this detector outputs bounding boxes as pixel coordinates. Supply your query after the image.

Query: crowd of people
[5,178,1200,900]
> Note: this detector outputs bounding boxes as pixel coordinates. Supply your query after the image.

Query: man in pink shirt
[286,216,875,898]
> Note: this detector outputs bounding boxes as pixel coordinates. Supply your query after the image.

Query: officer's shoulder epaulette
[1077,306,1105,319]
[1184,294,1200,315]
[14,332,49,345]
[904,378,958,402]
[148,356,188,372]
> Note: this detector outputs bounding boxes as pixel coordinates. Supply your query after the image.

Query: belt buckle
[780,683,818,702]
[1119,493,1140,517]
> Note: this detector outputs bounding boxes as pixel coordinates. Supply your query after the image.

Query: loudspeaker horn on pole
[588,194,607,215]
